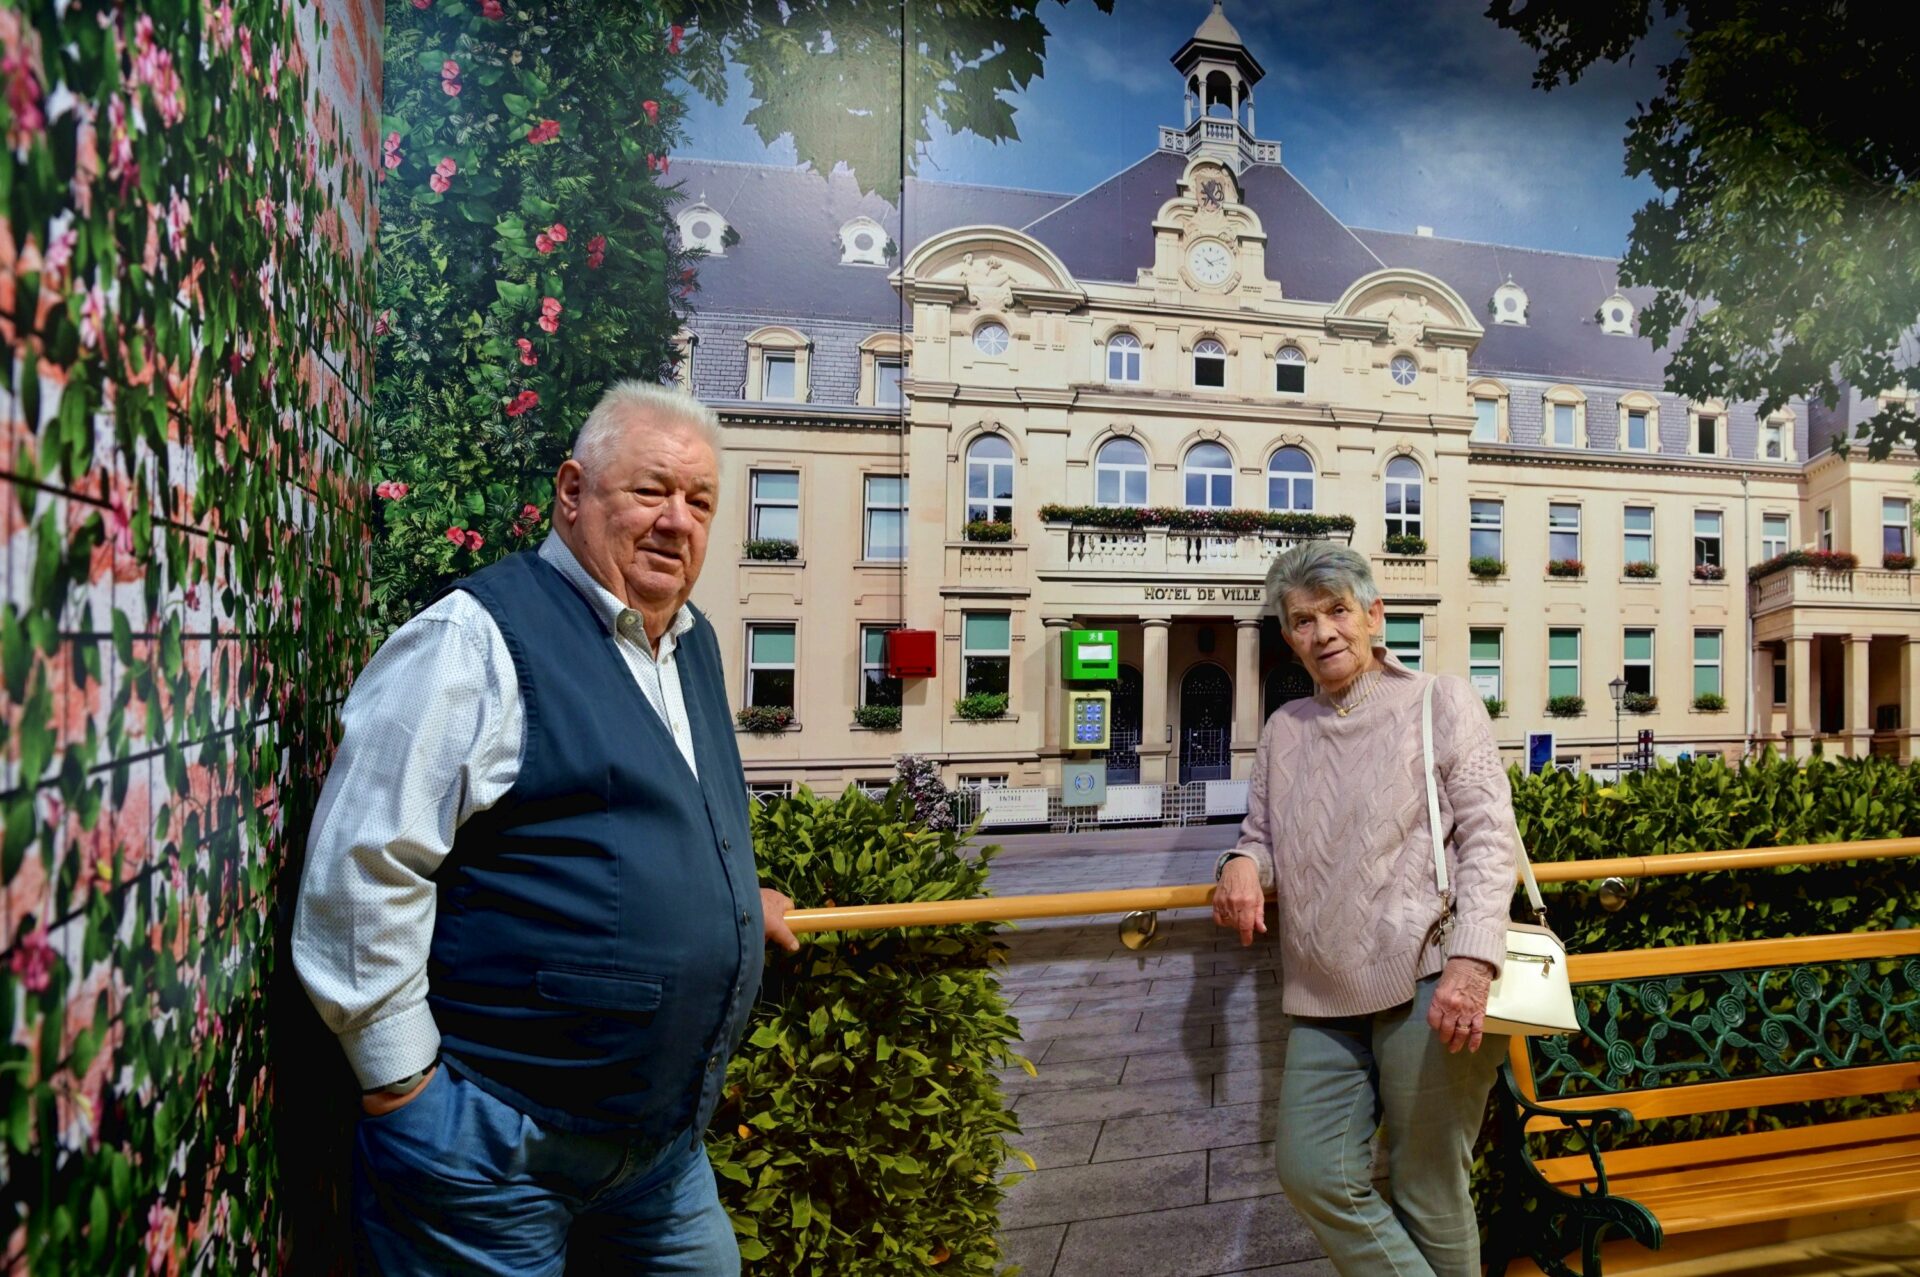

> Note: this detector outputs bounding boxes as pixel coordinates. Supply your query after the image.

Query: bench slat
[1564,928,1920,984]
[1521,1060,1920,1133]
[1625,1145,1920,1233]
[1534,1110,1920,1185]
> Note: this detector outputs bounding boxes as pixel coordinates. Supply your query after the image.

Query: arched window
[1192,339,1227,389]
[1106,332,1142,384]
[1274,345,1307,394]
[1267,447,1314,512]
[1384,456,1422,540]
[1095,438,1148,507]
[966,435,1014,523]
[1184,442,1233,509]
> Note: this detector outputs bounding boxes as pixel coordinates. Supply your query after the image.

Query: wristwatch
[1214,851,1252,881]
[364,1063,434,1097]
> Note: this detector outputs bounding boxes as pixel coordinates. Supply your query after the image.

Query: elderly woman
[1213,541,1517,1277]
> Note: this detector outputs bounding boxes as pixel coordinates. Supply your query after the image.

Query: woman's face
[1280,588,1384,692]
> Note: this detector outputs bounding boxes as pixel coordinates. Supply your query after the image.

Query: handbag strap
[1421,678,1548,920]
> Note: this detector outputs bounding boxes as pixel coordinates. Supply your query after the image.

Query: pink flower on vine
[465,530,484,551]
[446,526,467,545]
[106,96,137,189]
[535,232,554,253]
[429,156,457,194]
[44,228,76,278]
[8,926,54,993]
[287,202,303,238]
[144,1201,174,1274]
[441,59,463,96]
[481,0,503,16]
[383,131,403,169]
[527,118,560,145]
[506,390,540,416]
[642,100,659,125]
[375,480,410,499]
[647,153,670,175]
[2,47,45,142]
[106,487,135,555]
[522,503,541,520]
[586,234,606,268]
[255,196,276,234]
[237,25,253,75]
[548,223,568,243]
[165,191,189,256]
[208,3,236,53]
[668,24,684,54]
[79,284,109,350]
[374,310,391,335]
[537,296,562,334]
[413,0,431,8]
[265,46,283,101]
[516,338,537,366]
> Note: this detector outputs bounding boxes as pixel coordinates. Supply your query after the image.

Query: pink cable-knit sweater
[1229,649,1518,1018]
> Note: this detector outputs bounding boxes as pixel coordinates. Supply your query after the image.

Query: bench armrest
[1496,1063,1637,1197]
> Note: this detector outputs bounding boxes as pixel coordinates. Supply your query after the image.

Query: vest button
[721,838,731,851]
[740,912,751,925]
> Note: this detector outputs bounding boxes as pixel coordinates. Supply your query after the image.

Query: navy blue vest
[426,551,763,1137]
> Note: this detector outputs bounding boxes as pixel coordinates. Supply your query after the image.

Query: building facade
[676,4,1920,801]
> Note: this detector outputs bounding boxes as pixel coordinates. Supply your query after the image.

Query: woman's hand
[1428,957,1495,1053]
[1211,856,1267,947]
[361,1065,437,1117]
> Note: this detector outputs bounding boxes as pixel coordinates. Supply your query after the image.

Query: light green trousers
[1274,975,1505,1277]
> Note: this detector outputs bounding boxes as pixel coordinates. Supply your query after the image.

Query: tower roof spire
[1194,0,1244,48]
[1172,1,1265,86]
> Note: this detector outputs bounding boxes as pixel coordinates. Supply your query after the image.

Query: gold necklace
[1326,674,1379,717]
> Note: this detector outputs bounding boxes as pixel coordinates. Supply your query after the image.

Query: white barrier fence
[952,779,1251,832]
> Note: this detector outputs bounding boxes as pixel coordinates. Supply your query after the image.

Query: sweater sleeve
[1227,718,1278,892]
[1435,676,1516,974]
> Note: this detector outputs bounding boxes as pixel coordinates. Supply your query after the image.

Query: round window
[1390,355,1418,387]
[1501,295,1518,312]
[973,323,1011,357]
[854,233,874,251]
[690,220,712,240]
[1610,307,1626,323]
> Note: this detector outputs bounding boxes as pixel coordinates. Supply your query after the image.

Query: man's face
[557,417,718,621]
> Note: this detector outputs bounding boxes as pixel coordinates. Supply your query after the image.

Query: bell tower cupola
[1163,2,1279,173]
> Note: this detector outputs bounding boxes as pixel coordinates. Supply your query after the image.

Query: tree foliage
[677,0,1114,201]
[1490,0,1920,455]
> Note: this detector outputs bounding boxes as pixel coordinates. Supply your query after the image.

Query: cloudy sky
[677,0,1672,258]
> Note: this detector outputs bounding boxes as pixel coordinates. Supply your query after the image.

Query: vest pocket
[535,967,667,1016]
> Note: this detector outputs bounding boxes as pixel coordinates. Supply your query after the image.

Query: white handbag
[1421,680,1580,1037]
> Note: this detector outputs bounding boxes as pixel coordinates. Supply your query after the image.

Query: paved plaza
[988,830,1339,1277]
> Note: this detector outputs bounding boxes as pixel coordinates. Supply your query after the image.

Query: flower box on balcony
[1545,695,1585,718]
[963,520,1013,543]
[1034,503,1356,540]
[1622,692,1658,714]
[1469,557,1506,579]
[1692,692,1727,712]
[1693,562,1726,581]
[1886,553,1916,571]
[1623,561,1658,580]
[1482,696,1506,719]
[953,692,1009,721]
[735,705,794,734]
[743,538,799,561]
[1748,549,1858,582]
[1546,559,1584,578]
[1384,534,1427,556]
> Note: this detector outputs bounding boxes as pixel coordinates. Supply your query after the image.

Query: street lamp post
[1608,675,1628,775]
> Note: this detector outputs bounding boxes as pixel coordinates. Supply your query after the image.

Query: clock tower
[1164,1,1277,174]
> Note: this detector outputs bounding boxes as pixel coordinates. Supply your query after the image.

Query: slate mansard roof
[672,151,1703,396]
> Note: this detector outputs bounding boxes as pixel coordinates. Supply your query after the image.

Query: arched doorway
[1265,657,1313,719]
[1102,664,1144,785]
[1180,663,1232,783]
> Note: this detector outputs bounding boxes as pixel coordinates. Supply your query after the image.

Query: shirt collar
[539,533,694,647]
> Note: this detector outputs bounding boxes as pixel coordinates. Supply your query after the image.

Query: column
[1184,83,1194,128]
[1751,645,1775,752]
[1041,617,1070,772]
[1245,94,1256,135]
[1231,618,1262,777]
[1845,635,1873,758]
[1902,639,1920,762]
[1785,635,1814,759]
[1140,619,1172,784]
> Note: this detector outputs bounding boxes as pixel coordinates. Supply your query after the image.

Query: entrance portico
[1751,567,1920,760]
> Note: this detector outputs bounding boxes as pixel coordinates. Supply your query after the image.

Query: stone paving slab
[1000,1224,1066,1276]
[998,1056,1128,1094]
[1013,1075,1214,1128]
[1091,1102,1275,1163]
[1120,1040,1286,1084]
[1207,1141,1281,1202]
[1008,1120,1102,1171]
[1049,1194,1324,1277]
[1001,1150,1209,1229]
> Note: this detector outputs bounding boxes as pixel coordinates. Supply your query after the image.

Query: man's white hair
[571,380,723,476]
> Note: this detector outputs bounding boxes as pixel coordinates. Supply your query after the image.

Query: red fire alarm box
[885,628,937,679]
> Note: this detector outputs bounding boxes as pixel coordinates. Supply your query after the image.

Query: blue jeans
[352,1065,738,1276]
[1274,976,1505,1277]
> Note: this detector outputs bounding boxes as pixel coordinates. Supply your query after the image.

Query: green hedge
[711,786,1023,1274]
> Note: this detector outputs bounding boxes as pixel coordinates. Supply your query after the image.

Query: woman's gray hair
[1264,541,1381,616]
[571,380,723,477]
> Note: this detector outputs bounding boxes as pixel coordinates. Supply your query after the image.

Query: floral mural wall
[0,0,380,1270]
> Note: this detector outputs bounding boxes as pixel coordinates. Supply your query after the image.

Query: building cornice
[1468,442,1803,481]
[714,403,904,432]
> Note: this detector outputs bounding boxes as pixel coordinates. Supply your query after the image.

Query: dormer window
[676,203,727,255]
[1193,338,1227,389]
[1274,345,1306,394]
[839,216,888,267]
[1599,292,1634,336]
[1492,278,1529,327]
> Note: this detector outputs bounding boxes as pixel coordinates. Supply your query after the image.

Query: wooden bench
[1486,930,1920,1276]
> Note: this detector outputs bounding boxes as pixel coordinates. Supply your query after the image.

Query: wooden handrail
[783,837,1920,935]
[1567,928,1920,983]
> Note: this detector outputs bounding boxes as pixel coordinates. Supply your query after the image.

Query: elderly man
[294,381,796,1274]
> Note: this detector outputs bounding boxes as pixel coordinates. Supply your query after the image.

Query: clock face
[1186,240,1234,287]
